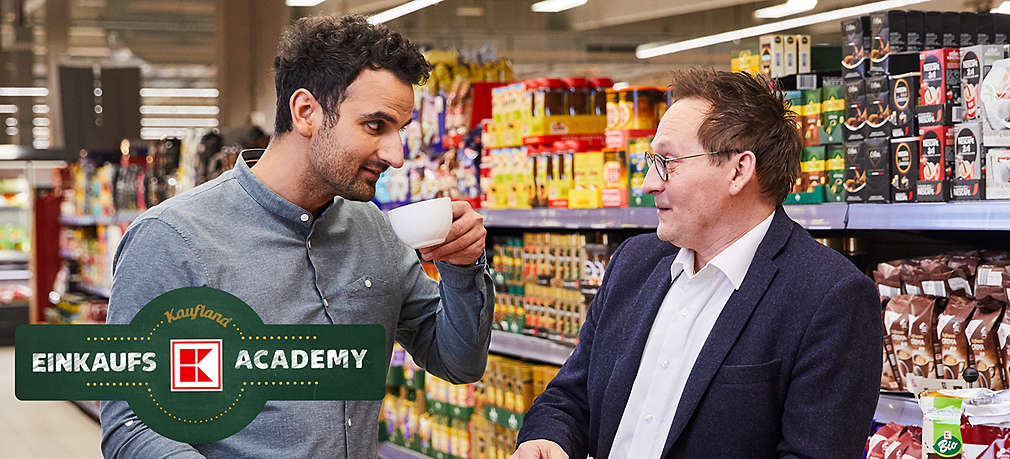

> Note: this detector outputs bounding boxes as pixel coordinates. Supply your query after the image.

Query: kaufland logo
[171,339,222,391]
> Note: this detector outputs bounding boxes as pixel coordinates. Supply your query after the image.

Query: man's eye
[366,121,382,132]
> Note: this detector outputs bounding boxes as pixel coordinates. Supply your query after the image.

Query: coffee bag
[966,298,1006,390]
[938,295,976,380]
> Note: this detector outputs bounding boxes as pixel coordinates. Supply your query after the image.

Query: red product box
[917,124,955,202]
[917,48,963,127]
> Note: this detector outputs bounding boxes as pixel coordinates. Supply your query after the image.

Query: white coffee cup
[387,197,453,249]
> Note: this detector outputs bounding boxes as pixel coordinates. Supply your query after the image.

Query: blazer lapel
[659,208,794,455]
[596,251,678,458]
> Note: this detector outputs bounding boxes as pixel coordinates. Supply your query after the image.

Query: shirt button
[323,298,329,307]
[645,414,654,423]
[300,214,310,222]
[661,360,670,369]
[346,418,352,427]
[680,309,688,317]
[365,279,372,288]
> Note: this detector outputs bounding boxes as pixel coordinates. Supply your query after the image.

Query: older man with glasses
[512,68,882,459]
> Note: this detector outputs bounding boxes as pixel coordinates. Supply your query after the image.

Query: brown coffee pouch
[908,295,943,378]
[967,298,1007,390]
[921,257,954,297]
[1000,310,1010,393]
[981,250,1010,263]
[885,295,915,384]
[947,253,979,297]
[875,261,905,299]
[901,260,925,296]
[977,263,1010,303]
[938,295,975,380]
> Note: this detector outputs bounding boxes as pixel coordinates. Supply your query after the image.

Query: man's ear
[289,88,321,138]
[728,151,757,196]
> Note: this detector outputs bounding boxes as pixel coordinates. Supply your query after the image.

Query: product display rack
[874,393,921,427]
[379,442,432,459]
[488,330,574,366]
[58,211,141,227]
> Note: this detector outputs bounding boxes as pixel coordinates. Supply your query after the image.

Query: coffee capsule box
[917,48,962,127]
[979,58,1010,146]
[960,45,1007,123]
[820,84,845,144]
[985,147,1010,199]
[825,144,846,202]
[943,12,960,48]
[784,35,798,76]
[799,89,821,146]
[870,12,891,75]
[924,12,942,49]
[841,17,870,79]
[890,72,919,138]
[866,138,891,202]
[797,34,812,74]
[918,124,955,202]
[844,79,868,141]
[996,14,1010,45]
[867,76,891,138]
[906,11,924,52]
[787,145,826,205]
[977,12,994,45]
[845,141,869,203]
[960,12,977,48]
[891,137,919,202]
[953,122,985,200]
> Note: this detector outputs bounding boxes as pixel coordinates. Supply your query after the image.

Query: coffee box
[890,72,919,138]
[867,76,891,138]
[820,84,845,144]
[885,295,915,385]
[979,57,1010,146]
[906,10,925,52]
[918,124,954,202]
[907,295,943,378]
[960,12,977,47]
[866,138,891,202]
[627,136,654,207]
[996,13,1010,45]
[943,12,960,48]
[842,18,869,79]
[760,35,774,79]
[799,89,821,146]
[960,45,1006,123]
[825,144,847,202]
[788,146,826,204]
[924,12,941,49]
[797,34,812,74]
[891,137,919,202]
[888,11,906,53]
[952,122,984,200]
[870,12,891,75]
[966,299,1006,390]
[845,79,868,141]
[985,147,1010,200]
[845,141,869,202]
[977,12,994,45]
[784,35,798,76]
[938,295,975,380]
[917,48,962,127]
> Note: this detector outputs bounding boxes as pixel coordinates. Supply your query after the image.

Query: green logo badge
[15,287,385,443]
[933,429,963,457]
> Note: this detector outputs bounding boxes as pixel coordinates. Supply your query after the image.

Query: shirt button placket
[300,213,310,223]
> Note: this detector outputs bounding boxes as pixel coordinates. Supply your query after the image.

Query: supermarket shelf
[59,211,141,226]
[875,393,921,427]
[782,203,848,230]
[847,202,1010,230]
[378,442,431,459]
[0,250,28,263]
[479,207,659,229]
[489,330,574,366]
[0,269,30,281]
[71,400,100,421]
[78,283,111,298]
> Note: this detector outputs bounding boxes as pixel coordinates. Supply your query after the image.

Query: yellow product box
[570,151,604,208]
[525,115,607,138]
[732,50,761,76]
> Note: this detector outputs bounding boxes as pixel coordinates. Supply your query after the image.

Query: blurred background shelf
[378,442,431,459]
[489,330,574,366]
[874,393,921,427]
[846,202,1010,231]
[58,211,140,227]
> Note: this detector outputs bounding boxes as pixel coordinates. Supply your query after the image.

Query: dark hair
[272,15,430,134]
[669,68,802,205]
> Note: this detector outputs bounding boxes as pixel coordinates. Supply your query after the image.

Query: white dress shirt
[609,211,775,458]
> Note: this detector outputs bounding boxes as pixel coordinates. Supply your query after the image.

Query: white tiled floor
[0,346,103,458]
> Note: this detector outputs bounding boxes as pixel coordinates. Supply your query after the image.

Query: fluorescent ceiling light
[754,0,816,19]
[32,105,49,114]
[141,118,220,128]
[0,87,49,97]
[139,88,219,98]
[140,128,190,140]
[531,0,587,13]
[637,0,927,59]
[993,1,1010,14]
[368,0,444,25]
[285,0,325,6]
[32,118,49,127]
[0,105,16,114]
[140,105,220,115]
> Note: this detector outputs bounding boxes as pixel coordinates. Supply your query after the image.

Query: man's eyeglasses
[644,151,722,181]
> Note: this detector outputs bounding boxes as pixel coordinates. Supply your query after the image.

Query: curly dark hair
[669,68,802,205]
[272,15,430,134]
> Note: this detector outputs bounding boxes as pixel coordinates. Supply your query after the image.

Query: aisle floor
[1,346,103,458]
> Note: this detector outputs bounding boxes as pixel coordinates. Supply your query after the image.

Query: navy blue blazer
[517,207,883,458]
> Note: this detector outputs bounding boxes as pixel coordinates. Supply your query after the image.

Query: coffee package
[985,147,1010,199]
[883,431,917,459]
[821,85,845,144]
[845,141,868,202]
[891,137,919,202]
[784,35,798,76]
[921,257,954,298]
[943,12,960,48]
[961,45,1007,123]
[869,423,906,459]
[787,145,826,204]
[797,35,811,74]
[924,12,942,49]
[938,295,976,380]
[888,11,907,53]
[902,260,925,296]
[825,144,846,202]
[842,17,870,79]
[960,12,977,48]
[799,89,821,146]
[870,12,891,75]
[976,263,1009,303]
[979,58,1010,147]
[906,11,924,52]
[867,76,892,138]
[947,253,979,297]
[885,295,915,384]
[866,138,891,202]
[952,122,984,200]
[918,124,955,202]
[996,14,1010,45]
[845,78,868,141]
[882,340,902,391]
[908,295,943,378]
[966,298,1006,390]
[978,438,1010,459]
[876,261,905,299]
[918,48,963,127]
[890,72,919,138]
[999,310,1010,394]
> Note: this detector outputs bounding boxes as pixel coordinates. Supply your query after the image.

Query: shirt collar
[233,149,333,229]
[669,211,775,290]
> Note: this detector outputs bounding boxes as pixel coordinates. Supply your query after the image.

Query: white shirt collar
[669,211,776,290]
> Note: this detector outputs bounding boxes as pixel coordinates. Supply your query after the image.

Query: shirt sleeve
[395,245,495,384]
[100,218,207,459]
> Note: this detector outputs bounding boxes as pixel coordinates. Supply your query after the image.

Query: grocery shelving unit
[379,442,431,459]
[874,393,921,427]
[488,330,574,366]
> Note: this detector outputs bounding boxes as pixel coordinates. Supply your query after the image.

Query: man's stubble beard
[308,123,375,202]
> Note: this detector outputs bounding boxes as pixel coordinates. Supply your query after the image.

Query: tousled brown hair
[669,68,802,205]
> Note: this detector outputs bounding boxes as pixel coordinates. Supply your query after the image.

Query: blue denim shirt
[100,151,494,458]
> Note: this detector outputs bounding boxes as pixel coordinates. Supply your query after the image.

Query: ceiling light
[0,105,16,114]
[531,0,587,13]
[637,0,927,59]
[754,0,817,19]
[993,1,1010,14]
[285,0,325,6]
[0,87,49,97]
[140,88,219,98]
[141,118,220,128]
[456,6,484,16]
[368,0,444,25]
[140,105,220,115]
